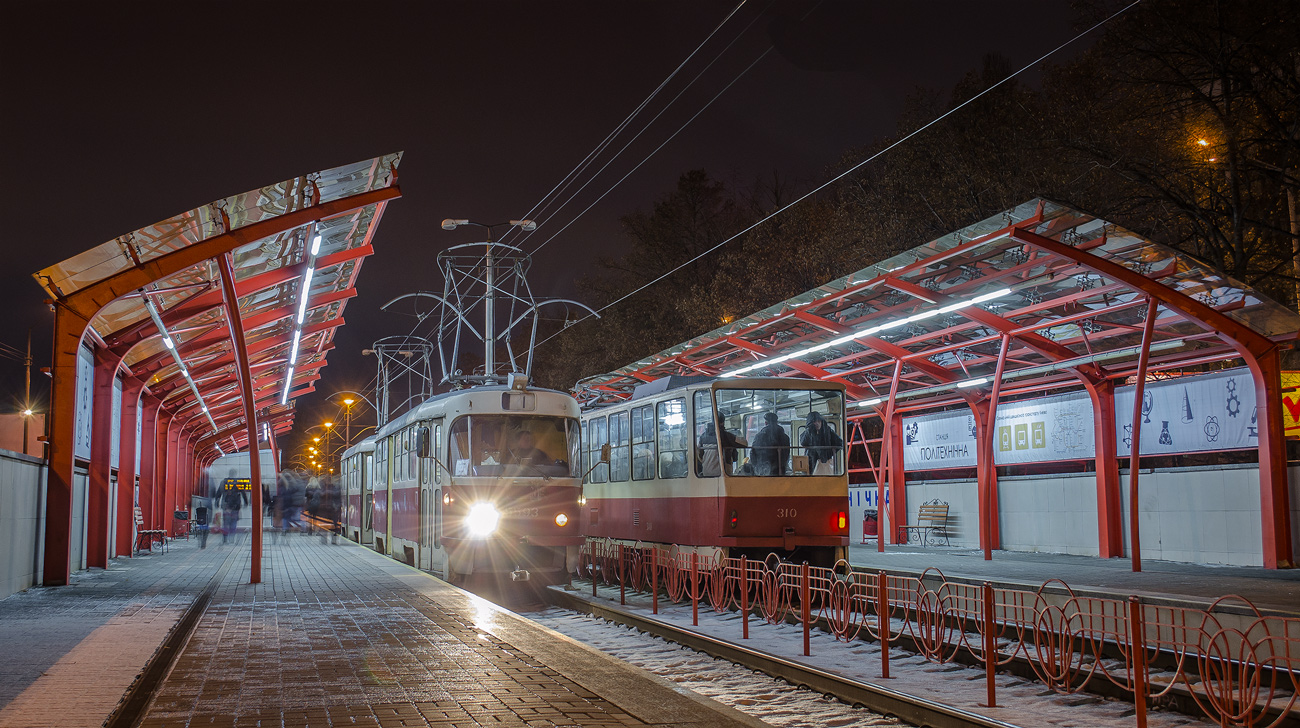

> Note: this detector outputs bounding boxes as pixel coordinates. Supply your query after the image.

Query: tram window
[434,425,442,484]
[657,398,688,479]
[580,420,589,481]
[585,417,608,483]
[631,405,655,481]
[609,411,630,482]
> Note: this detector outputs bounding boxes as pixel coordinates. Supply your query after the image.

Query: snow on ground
[530,606,905,727]
[542,583,1217,728]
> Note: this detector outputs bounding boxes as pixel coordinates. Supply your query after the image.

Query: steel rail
[545,586,1019,728]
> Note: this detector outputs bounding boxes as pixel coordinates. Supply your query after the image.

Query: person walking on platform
[751,412,790,476]
[219,470,248,544]
[317,475,342,544]
[278,469,306,535]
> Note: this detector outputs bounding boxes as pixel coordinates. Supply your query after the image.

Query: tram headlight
[466,503,500,537]
[554,513,569,527]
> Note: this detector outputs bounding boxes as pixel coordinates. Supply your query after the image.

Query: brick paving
[0,539,230,728]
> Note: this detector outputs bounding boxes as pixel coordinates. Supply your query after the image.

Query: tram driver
[504,428,549,465]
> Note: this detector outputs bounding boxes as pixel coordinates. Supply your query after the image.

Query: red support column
[1128,300,1158,572]
[86,348,119,569]
[1084,379,1124,559]
[138,398,161,537]
[43,308,90,585]
[156,411,175,532]
[217,252,264,584]
[974,334,1010,560]
[888,411,907,544]
[115,378,146,557]
[165,419,181,531]
[1248,348,1294,568]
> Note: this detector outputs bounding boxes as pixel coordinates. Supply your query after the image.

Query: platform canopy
[576,198,1300,569]
[577,199,1300,412]
[34,153,403,455]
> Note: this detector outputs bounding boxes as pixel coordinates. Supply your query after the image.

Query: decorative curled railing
[574,541,1300,728]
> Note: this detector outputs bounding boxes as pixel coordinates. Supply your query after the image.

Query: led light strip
[721,287,1014,378]
[282,229,321,405]
[142,293,219,432]
[851,338,1186,409]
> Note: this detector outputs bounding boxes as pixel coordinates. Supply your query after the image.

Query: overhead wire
[502,0,754,250]
[520,3,777,256]
[534,0,1144,351]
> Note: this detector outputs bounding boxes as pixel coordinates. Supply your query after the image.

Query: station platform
[848,541,1300,616]
[0,533,766,728]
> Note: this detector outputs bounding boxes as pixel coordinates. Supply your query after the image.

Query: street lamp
[440,219,536,379]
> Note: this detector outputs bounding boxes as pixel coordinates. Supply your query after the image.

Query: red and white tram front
[441,405,584,582]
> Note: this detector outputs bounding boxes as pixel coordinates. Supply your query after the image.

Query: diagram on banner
[1180,387,1194,424]
[1051,399,1090,454]
[1204,415,1220,443]
[1226,379,1241,418]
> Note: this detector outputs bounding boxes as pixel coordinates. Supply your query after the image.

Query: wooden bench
[134,507,168,554]
[897,500,952,547]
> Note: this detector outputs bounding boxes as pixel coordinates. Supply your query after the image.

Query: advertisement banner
[74,345,94,461]
[1115,368,1257,456]
[1282,372,1300,437]
[901,368,1259,471]
[992,390,1095,464]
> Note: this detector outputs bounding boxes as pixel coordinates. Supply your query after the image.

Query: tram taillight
[729,510,738,529]
[835,511,847,530]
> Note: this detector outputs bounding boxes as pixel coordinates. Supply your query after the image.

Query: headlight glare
[554,513,569,527]
[466,502,500,537]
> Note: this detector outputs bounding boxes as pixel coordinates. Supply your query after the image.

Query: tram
[579,376,850,566]
[340,377,584,584]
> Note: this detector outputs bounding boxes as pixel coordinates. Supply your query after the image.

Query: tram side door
[418,441,432,571]
[361,452,374,545]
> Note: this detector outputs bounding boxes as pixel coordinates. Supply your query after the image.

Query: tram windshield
[449,415,580,478]
[697,388,845,477]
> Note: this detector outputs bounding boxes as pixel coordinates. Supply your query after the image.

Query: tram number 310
[777,508,798,518]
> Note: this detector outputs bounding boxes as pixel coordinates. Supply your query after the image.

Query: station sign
[221,477,253,491]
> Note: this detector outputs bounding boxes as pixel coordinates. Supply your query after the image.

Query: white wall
[0,449,47,599]
[849,463,1300,567]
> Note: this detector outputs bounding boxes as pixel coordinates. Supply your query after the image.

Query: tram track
[543,585,1020,728]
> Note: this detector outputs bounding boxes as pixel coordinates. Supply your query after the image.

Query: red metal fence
[579,541,1300,728]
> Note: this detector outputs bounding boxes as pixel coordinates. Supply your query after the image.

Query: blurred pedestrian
[219,469,248,544]
[318,475,342,544]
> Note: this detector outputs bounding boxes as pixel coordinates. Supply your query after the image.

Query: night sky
[1,1,1078,451]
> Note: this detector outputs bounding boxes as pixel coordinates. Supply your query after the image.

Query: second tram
[579,377,850,566]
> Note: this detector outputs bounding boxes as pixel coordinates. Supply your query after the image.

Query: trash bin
[862,509,878,542]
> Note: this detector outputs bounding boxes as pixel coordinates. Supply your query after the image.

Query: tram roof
[33,153,402,455]
[575,199,1300,415]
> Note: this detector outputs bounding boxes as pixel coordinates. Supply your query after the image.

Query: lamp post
[440,219,536,379]
[327,391,377,451]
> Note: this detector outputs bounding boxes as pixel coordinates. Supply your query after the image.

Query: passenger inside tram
[697,417,746,477]
[750,412,790,476]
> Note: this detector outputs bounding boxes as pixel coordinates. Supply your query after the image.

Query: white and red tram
[340,382,584,584]
[579,377,850,566]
